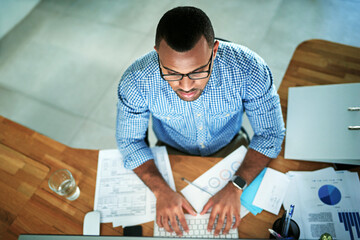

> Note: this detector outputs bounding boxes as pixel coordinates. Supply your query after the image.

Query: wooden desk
[1,39,359,239]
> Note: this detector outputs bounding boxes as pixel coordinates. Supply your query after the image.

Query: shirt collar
[203,55,222,93]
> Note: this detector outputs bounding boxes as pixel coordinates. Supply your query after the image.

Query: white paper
[252,168,289,215]
[283,167,360,240]
[283,167,337,237]
[181,146,249,218]
[94,147,175,227]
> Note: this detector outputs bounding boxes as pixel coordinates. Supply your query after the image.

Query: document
[181,146,252,218]
[283,167,360,240]
[253,168,290,215]
[94,147,175,227]
[241,168,265,215]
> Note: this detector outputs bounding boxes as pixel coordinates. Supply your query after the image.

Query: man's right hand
[132,159,196,236]
[155,188,197,236]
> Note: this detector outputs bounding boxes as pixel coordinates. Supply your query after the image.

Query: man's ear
[213,40,220,58]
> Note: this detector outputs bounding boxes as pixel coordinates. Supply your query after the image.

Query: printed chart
[318,184,342,206]
[338,211,360,240]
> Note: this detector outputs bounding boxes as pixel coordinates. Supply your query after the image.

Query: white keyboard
[154,213,238,238]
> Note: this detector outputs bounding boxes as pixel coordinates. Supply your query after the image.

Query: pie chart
[318,185,341,205]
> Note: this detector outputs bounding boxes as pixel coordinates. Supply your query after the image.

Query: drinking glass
[48,169,80,201]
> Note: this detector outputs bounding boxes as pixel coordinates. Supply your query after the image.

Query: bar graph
[338,211,360,240]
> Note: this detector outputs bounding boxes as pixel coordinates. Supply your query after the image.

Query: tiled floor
[0,0,359,150]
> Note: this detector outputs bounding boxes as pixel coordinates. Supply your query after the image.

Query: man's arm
[201,148,271,236]
[235,148,271,184]
[201,52,285,236]
[117,63,196,236]
[133,159,196,236]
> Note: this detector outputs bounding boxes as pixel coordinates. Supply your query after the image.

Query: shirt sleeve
[243,56,285,159]
[116,70,154,169]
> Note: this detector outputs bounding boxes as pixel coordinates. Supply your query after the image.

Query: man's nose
[179,75,194,91]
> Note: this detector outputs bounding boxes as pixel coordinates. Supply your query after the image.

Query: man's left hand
[200,183,242,236]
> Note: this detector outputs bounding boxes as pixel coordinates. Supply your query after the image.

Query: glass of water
[48,169,80,201]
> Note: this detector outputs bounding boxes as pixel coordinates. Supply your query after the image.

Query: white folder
[285,83,360,165]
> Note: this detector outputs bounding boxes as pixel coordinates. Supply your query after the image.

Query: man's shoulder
[121,50,158,82]
[217,41,267,69]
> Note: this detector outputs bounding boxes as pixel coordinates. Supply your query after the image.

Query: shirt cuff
[120,142,154,170]
[248,134,284,159]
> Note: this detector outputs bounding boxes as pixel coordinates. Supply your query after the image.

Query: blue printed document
[241,168,266,215]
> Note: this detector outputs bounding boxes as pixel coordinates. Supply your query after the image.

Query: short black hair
[155,6,215,52]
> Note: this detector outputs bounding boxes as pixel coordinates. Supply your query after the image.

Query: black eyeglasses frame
[158,52,213,82]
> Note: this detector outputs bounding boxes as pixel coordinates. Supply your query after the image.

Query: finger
[169,215,182,236]
[156,214,163,228]
[178,212,189,233]
[232,212,241,229]
[222,213,233,235]
[207,208,218,232]
[162,216,173,233]
[214,212,226,236]
[201,199,213,215]
[182,199,197,216]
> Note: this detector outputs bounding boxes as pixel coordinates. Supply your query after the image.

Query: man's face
[156,36,219,102]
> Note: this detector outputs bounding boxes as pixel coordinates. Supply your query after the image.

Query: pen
[181,177,213,196]
[282,204,295,237]
[268,228,282,240]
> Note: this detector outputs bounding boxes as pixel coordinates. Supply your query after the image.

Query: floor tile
[35,0,74,15]
[69,119,117,150]
[61,0,174,35]
[0,11,146,118]
[0,7,59,66]
[0,85,84,145]
[88,80,119,129]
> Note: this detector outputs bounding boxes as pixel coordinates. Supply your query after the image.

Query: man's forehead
[157,37,212,72]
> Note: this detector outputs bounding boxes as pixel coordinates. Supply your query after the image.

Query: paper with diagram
[283,167,360,240]
[94,147,175,227]
[181,146,250,218]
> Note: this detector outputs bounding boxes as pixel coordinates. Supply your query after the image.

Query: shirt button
[199,126,203,130]
[225,114,230,117]
[166,117,170,120]
[197,113,201,117]
[200,143,205,149]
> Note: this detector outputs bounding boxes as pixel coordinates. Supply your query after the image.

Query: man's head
[155,6,215,52]
[155,6,219,102]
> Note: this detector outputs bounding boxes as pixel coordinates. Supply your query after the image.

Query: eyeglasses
[158,53,213,81]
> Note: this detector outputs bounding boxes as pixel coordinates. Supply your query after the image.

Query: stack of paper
[252,168,290,215]
[94,147,175,227]
[283,167,360,240]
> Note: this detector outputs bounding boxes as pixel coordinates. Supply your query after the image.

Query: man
[116,6,285,236]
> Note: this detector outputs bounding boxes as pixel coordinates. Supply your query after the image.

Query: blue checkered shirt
[116,41,285,169]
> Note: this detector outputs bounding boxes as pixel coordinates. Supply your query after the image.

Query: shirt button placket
[193,101,206,154]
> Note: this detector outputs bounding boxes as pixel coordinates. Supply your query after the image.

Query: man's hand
[200,183,242,236]
[133,159,196,236]
[155,188,196,236]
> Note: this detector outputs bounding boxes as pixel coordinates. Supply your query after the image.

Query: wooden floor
[1,39,359,239]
